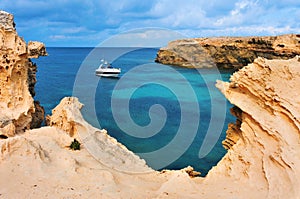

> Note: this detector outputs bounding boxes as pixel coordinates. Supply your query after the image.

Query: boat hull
[95,68,121,77]
[96,73,120,77]
[95,60,121,78]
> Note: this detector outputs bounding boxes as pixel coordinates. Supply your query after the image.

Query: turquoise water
[34,47,235,176]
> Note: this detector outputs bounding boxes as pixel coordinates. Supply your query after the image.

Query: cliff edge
[0,11,46,137]
[155,35,300,69]
[46,97,153,174]
[202,56,300,198]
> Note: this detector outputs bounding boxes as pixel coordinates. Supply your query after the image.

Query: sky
[2,0,300,47]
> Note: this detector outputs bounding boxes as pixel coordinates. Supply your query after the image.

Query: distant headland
[156,34,300,69]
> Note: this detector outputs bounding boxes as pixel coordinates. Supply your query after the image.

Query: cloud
[49,35,67,40]
[214,0,261,26]
[1,0,300,46]
[198,25,300,37]
[100,28,186,47]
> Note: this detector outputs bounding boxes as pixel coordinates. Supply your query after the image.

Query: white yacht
[95,59,121,77]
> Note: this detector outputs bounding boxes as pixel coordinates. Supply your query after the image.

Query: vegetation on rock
[70,139,81,150]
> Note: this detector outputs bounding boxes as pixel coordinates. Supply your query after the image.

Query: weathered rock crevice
[222,106,242,150]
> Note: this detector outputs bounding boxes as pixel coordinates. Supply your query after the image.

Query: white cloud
[214,0,260,26]
[100,28,186,47]
[2,0,300,46]
[61,27,91,34]
[49,35,67,40]
[180,25,300,38]
[147,0,209,28]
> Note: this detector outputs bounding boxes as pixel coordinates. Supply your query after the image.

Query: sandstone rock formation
[205,56,300,198]
[1,10,300,199]
[46,97,152,173]
[0,11,15,31]
[0,97,201,198]
[28,41,48,58]
[1,57,300,198]
[0,11,46,137]
[156,35,300,69]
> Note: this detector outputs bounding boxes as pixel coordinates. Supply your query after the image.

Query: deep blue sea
[33,47,235,176]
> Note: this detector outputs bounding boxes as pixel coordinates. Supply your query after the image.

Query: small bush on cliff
[70,139,81,150]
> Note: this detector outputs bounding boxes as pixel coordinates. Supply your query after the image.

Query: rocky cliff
[155,34,300,69]
[0,11,46,137]
[1,56,300,198]
[202,56,300,198]
[0,96,203,199]
[1,11,300,199]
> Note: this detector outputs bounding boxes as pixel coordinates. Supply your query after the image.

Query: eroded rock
[46,97,153,173]
[0,11,15,31]
[28,41,48,58]
[156,35,300,69]
[222,106,242,150]
[0,10,46,137]
[206,56,300,198]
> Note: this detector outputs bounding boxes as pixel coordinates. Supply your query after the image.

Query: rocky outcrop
[0,11,15,31]
[203,56,300,198]
[1,55,300,198]
[156,34,300,69]
[45,97,82,137]
[46,97,153,173]
[2,10,300,199]
[0,11,46,137]
[28,41,47,58]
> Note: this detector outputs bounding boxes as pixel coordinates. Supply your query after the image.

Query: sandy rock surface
[208,56,300,198]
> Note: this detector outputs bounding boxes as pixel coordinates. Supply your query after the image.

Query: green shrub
[70,139,81,150]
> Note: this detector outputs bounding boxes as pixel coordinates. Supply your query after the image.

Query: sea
[33,47,235,176]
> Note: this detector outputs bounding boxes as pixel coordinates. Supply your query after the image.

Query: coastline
[1,11,300,198]
[155,34,300,69]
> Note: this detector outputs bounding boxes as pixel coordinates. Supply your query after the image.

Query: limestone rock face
[0,11,15,31]
[46,97,83,137]
[28,41,47,58]
[46,97,153,173]
[0,11,46,137]
[156,34,300,69]
[204,56,300,198]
